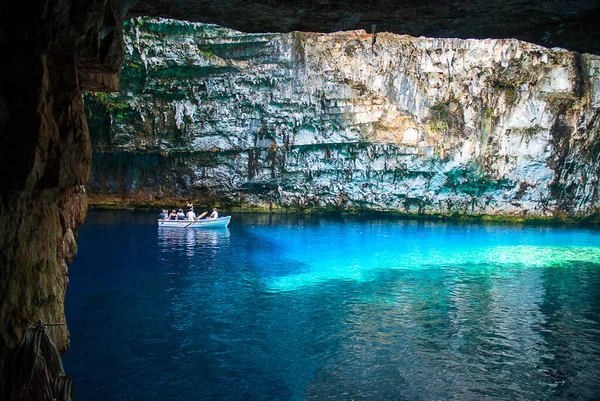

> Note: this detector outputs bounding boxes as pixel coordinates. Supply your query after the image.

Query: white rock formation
[86,18,600,219]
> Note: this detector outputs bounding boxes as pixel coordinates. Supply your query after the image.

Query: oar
[184,211,207,228]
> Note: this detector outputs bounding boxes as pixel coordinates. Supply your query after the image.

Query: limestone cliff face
[86,18,600,220]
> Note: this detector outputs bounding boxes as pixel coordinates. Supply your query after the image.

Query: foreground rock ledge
[0,0,123,398]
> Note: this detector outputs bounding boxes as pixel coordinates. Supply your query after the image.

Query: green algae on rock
[85,18,600,222]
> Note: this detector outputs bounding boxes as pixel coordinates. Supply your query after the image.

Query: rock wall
[86,18,600,221]
[0,0,124,398]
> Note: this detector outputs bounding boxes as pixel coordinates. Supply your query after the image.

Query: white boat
[157,216,231,228]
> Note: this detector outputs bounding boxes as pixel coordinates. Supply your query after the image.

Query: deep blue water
[64,211,600,400]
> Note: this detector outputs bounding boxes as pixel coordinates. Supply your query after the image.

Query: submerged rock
[86,18,600,221]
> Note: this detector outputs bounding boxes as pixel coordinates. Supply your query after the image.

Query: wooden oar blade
[184,211,208,228]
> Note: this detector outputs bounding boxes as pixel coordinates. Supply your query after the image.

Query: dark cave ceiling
[128,0,600,54]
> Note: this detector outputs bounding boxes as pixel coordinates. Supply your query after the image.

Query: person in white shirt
[207,208,219,220]
[186,209,196,220]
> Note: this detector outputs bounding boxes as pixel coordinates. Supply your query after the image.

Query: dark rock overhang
[128,0,600,55]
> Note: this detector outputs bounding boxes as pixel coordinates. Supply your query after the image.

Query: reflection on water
[65,211,600,401]
[158,227,230,257]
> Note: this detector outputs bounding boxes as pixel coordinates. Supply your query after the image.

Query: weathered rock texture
[87,18,600,221]
[0,0,124,398]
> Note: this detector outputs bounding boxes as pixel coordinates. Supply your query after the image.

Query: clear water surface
[64,211,600,400]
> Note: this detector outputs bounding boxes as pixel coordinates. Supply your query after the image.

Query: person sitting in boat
[169,210,177,220]
[186,208,196,220]
[187,201,194,211]
[207,208,219,220]
[177,209,186,220]
[158,209,167,220]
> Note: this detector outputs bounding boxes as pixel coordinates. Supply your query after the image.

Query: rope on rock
[12,320,74,401]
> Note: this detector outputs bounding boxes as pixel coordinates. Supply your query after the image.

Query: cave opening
[1,0,600,399]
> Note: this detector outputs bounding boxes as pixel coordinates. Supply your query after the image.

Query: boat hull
[157,216,231,228]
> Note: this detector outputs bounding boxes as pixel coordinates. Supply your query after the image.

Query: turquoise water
[64,211,600,400]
